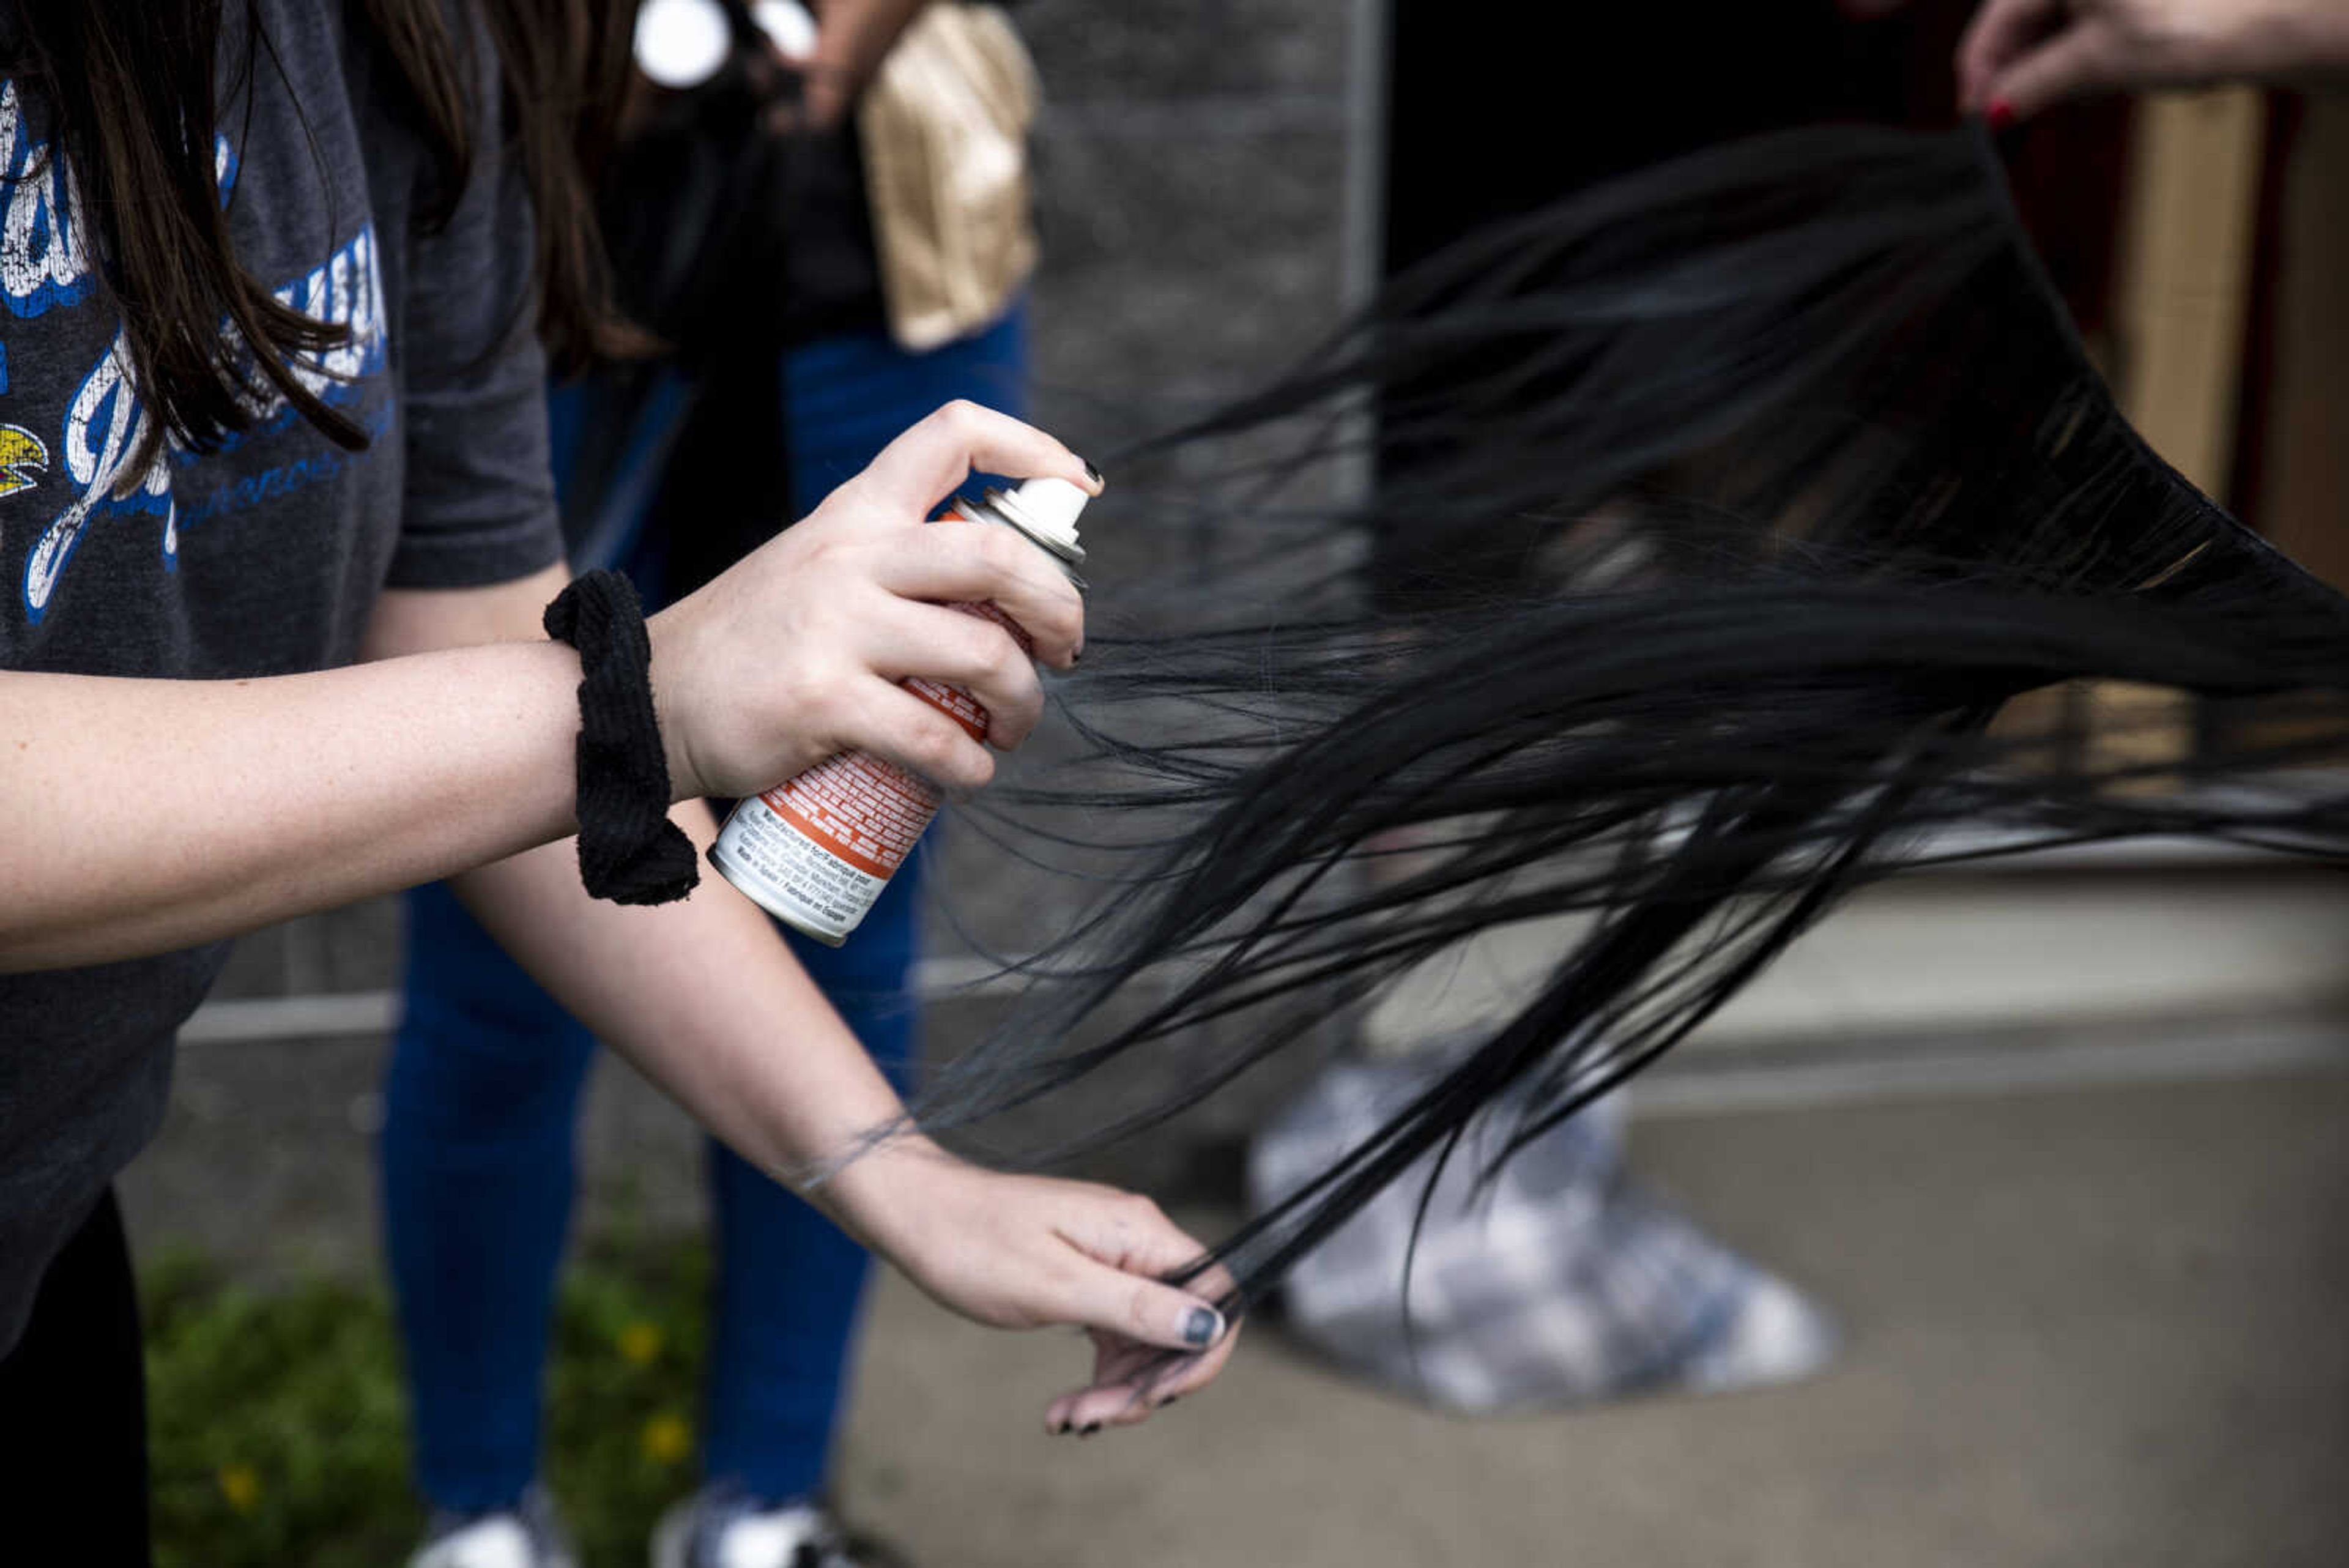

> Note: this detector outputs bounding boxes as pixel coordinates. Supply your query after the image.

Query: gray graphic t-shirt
[0,1,563,1350]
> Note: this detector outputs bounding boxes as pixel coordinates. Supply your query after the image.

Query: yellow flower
[641,1411,692,1466]
[617,1320,664,1367]
[218,1464,261,1514]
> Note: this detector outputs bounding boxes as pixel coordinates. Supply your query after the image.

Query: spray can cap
[985,475,1090,563]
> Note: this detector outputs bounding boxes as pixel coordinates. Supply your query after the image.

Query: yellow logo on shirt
[0,423,47,499]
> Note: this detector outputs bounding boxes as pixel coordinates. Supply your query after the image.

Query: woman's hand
[827,1140,1242,1433]
[648,400,1093,802]
[1958,0,2349,121]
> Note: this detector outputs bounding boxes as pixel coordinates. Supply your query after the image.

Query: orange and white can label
[710,503,1059,945]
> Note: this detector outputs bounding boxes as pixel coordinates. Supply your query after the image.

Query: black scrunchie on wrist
[543,570,700,905]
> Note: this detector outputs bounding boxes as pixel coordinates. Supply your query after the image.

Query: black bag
[567,1,890,590]
[598,0,886,362]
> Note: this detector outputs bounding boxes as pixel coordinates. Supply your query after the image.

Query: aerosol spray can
[708,475,1091,945]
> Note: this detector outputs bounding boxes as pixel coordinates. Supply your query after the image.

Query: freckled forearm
[447,803,927,1221]
[0,639,582,969]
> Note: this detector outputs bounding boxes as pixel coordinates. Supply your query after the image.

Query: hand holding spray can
[708,475,1091,945]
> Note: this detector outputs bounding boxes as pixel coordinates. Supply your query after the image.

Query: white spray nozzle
[990,475,1091,560]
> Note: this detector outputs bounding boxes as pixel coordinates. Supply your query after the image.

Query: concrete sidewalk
[120,1037,2349,1565]
[827,1074,2349,1568]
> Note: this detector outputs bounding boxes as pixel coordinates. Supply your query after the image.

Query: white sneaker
[1679,1273,1841,1395]
[651,1488,907,1568]
[409,1489,579,1568]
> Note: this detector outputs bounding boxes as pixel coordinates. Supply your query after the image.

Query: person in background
[1246,0,1872,1421]
[1263,0,2349,1418]
[385,6,1044,1567]
[1954,0,2349,119]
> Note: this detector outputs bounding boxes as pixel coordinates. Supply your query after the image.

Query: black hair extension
[897,123,2349,1330]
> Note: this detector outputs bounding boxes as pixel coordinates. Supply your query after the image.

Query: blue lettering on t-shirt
[198,223,390,459]
[5,85,389,622]
[175,403,393,537]
[0,82,94,322]
[22,329,174,620]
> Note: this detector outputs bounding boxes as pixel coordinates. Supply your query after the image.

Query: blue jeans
[382,306,1027,1513]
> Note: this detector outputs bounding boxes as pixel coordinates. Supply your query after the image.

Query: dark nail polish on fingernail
[1986,97,2015,132]
[1159,1395,1180,1408]
[1082,460,1104,487]
[1184,1306,1223,1347]
[1080,1423,1101,1437]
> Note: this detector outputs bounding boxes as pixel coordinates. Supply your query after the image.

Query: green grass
[143,1235,713,1567]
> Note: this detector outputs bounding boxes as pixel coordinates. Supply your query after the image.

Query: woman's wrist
[644,601,713,803]
[809,1129,959,1255]
[2266,0,2349,79]
[2148,0,2349,84]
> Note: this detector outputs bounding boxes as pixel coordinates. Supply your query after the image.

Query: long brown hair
[6,0,637,458]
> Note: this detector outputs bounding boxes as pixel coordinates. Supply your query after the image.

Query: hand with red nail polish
[1957,0,2349,125]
